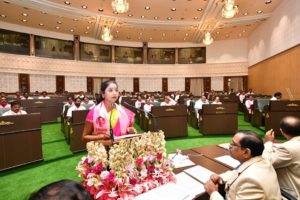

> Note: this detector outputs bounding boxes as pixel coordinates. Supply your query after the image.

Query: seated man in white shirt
[239,91,246,103]
[2,101,27,116]
[263,116,300,199]
[135,95,144,109]
[15,91,23,99]
[211,96,222,104]
[150,95,158,103]
[0,97,11,109]
[194,95,209,118]
[21,92,34,100]
[245,95,254,114]
[38,91,50,99]
[81,96,95,109]
[174,91,181,102]
[62,96,74,115]
[66,97,86,118]
[270,92,282,101]
[143,98,153,118]
[186,94,194,107]
[160,95,176,106]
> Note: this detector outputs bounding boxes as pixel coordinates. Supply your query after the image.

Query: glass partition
[80,42,111,62]
[35,36,73,59]
[0,29,29,55]
[147,48,175,64]
[178,47,206,64]
[115,46,143,64]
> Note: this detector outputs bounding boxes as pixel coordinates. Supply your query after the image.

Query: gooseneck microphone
[109,103,114,143]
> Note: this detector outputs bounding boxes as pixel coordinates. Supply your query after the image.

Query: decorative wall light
[101,26,113,42]
[203,32,213,45]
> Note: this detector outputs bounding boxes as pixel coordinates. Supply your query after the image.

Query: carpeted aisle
[0,113,267,200]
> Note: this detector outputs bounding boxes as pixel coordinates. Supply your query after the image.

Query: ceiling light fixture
[203,32,213,45]
[145,6,150,10]
[257,10,263,14]
[38,23,44,26]
[21,19,27,22]
[22,13,28,17]
[222,0,238,19]
[171,8,176,11]
[64,1,70,5]
[101,26,113,42]
[55,26,60,29]
[1,14,7,18]
[82,5,87,9]
[111,0,129,14]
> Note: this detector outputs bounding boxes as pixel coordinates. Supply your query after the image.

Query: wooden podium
[0,113,42,171]
[265,100,300,135]
[69,110,89,153]
[199,103,238,135]
[148,105,188,138]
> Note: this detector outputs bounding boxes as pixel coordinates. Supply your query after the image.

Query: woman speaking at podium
[82,80,137,146]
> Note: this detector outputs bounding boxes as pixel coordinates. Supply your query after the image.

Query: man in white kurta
[263,116,300,199]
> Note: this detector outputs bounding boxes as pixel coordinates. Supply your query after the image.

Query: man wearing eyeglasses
[263,116,300,199]
[204,130,281,200]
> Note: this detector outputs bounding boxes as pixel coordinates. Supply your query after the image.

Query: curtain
[93,78,101,95]
[190,78,204,96]
[230,77,243,92]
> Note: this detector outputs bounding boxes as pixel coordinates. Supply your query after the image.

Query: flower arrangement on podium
[76,131,175,200]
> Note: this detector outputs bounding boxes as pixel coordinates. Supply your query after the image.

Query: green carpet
[0,113,278,200]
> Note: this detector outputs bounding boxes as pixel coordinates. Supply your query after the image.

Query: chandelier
[101,27,113,42]
[203,32,213,45]
[222,0,238,19]
[111,0,129,14]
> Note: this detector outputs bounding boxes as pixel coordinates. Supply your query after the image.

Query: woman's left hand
[127,127,137,134]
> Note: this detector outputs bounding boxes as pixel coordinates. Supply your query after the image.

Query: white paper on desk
[135,173,204,200]
[175,172,205,199]
[184,165,215,183]
[114,133,143,140]
[134,182,189,200]
[168,154,195,168]
[217,143,230,150]
[215,155,240,169]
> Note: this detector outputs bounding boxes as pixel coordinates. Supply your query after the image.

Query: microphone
[122,102,158,131]
[109,103,114,143]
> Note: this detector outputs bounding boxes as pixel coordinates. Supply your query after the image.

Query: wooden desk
[265,100,300,135]
[69,110,89,153]
[148,105,188,138]
[172,148,231,200]
[199,104,238,135]
[0,113,42,171]
[21,99,61,123]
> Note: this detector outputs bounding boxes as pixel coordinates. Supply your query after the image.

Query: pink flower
[130,177,137,185]
[148,165,155,173]
[156,153,163,160]
[136,158,143,166]
[140,168,148,177]
[94,163,104,174]
[100,170,110,180]
[107,172,115,182]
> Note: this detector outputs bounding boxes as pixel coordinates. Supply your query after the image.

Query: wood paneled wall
[248,45,300,99]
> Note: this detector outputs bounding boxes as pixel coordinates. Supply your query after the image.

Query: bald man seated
[204,130,281,200]
[263,116,300,199]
